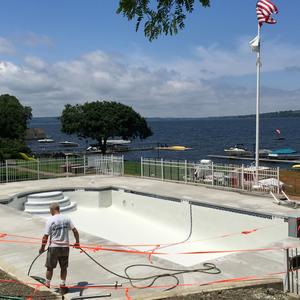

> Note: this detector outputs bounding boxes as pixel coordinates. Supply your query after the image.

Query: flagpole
[255,24,261,182]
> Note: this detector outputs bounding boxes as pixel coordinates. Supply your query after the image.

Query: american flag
[256,0,278,26]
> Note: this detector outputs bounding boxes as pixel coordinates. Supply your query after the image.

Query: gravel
[0,269,56,299]
[1,268,298,300]
[164,286,297,300]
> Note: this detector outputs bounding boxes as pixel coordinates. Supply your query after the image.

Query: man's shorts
[46,247,70,269]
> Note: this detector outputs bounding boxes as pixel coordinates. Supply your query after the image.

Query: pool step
[24,191,77,214]
[25,202,77,214]
[28,191,64,201]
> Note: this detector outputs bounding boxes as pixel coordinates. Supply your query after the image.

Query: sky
[0,0,300,118]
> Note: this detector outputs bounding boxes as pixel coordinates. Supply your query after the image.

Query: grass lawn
[280,169,300,196]
[124,160,141,176]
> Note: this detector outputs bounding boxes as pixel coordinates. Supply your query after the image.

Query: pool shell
[10,186,289,267]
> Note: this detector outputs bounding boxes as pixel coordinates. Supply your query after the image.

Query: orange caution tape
[241,229,258,235]
[0,270,286,297]
[0,235,299,256]
[148,244,160,264]
[125,288,132,300]
[0,224,278,249]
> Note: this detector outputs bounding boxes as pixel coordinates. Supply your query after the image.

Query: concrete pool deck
[0,175,300,299]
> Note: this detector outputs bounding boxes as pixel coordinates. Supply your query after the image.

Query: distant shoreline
[31,109,300,121]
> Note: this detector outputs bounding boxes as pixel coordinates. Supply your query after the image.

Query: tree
[0,94,32,140]
[0,94,32,160]
[60,101,152,154]
[0,138,30,161]
[117,0,210,41]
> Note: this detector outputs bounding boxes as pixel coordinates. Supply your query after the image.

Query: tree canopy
[117,0,210,41]
[0,94,32,140]
[0,94,32,160]
[60,101,152,154]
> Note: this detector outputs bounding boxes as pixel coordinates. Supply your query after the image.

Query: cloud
[23,32,53,47]
[168,37,300,80]
[1,39,300,117]
[0,37,15,54]
[285,66,300,73]
[24,56,48,70]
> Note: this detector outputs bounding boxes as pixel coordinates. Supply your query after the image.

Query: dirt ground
[280,170,300,197]
[164,286,298,300]
[1,268,298,300]
[0,269,55,299]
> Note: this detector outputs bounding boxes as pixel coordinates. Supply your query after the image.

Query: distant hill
[34,110,300,122]
[147,110,300,121]
[220,110,300,119]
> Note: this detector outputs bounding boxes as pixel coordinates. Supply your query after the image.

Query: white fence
[0,155,124,183]
[0,155,280,194]
[94,155,124,176]
[141,158,280,193]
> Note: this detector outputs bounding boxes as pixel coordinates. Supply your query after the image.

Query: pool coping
[0,180,291,221]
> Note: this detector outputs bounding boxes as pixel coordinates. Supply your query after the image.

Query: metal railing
[0,155,124,183]
[0,155,279,194]
[95,155,124,176]
[285,248,300,295]
[141,158,280,193]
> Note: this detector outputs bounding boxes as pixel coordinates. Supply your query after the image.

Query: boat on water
[38,138,54,143]
[157,145,192,151]
[59,141,79,147]
[268,148,299,160]
[258,149,272,158]
[224,144,252,157]
[86,139,131,152]
[107,139,131,145]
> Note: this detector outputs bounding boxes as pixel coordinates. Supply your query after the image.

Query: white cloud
[168,37,300,80]
[1,38,300,117]
[25,56,48,70]
[23,32,53,47]
[0,37,15,54]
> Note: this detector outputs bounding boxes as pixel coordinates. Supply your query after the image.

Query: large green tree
[117,0,210,41]
[60,101,152,154]
[0,94,32,160]
[0,94,32,140]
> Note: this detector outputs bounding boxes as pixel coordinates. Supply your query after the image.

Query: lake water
[28,117,300,167]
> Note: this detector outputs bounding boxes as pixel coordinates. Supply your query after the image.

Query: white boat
[224,144,252,157]
[106,139,131,145]
[59,141,79,147]
[259,149,272,158]
[38,138,54,143]
[86,146,99,152]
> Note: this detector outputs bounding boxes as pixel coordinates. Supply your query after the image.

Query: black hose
[157,203,193,252]
[27,248,48,276]
[80,247,221,291]
[27,204,220,292]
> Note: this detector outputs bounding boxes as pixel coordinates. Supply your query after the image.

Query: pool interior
[11,188,288,267]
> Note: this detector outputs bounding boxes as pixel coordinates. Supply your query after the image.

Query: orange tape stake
[241,229,258,235]
[125,287,132,300]
[148,244,160,264]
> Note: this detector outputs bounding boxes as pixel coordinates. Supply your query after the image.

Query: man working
[39,202,80,290]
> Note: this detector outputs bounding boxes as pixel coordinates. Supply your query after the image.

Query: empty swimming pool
[18,187,288,267]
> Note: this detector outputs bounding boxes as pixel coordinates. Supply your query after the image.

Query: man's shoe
[59,284,69,295]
